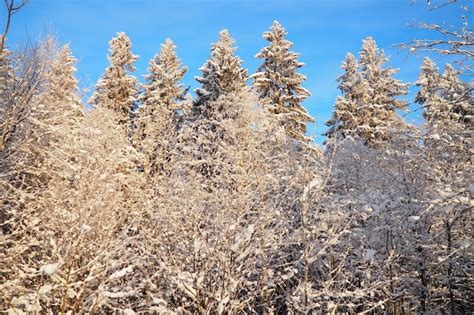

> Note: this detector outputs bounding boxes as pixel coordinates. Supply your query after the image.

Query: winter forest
[0,0,472,314]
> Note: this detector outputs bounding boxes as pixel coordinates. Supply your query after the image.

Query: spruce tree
[141,39,188,112]
[416,60,473,313]
[89,32,138,128]
[18,44,84,188]
[252,21,314,142]
[439,64,473,126]
[40,45,84,118]
[135,38,188,177]
[357,37,408,145]
[325,53,366,141]
[326,37,407,146]
[194,29,247,116]
[417,59,473,128]
[415,57,446,124]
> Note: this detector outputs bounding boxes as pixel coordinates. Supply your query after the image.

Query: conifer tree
[325,37,408,146]
[415,59,473,313]
[39,45,84,118]
[135,38,188,177]
[324,53,366,141]
[439,64,473,126]
[415,57,443,123]
[252,21,314,142]
[356,37,408,145]
[194,29,247,115]
[141,39,188,112]
[186,30,249,183]
[7,44,83,191]
[89,32,138,128]
[417,59,473,128]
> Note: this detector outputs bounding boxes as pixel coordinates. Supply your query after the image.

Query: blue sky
[4,0,466,142]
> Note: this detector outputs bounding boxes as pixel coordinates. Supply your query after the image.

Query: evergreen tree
[194,29,247,115]
[415,58,441,107]
[187,30,249,184]
[252,21,314,142]
[415,57,443,123]
[13,44,83,189]
[135,38,188,177]
[141,38,188,112]
[325,37,407,146]
[356,37,408,145]
[89,32,138,128]
[39,45,84,118]
[415,60,473,313]
[325,53,367,141]
[417,59,473,128]
[439,64,473,126]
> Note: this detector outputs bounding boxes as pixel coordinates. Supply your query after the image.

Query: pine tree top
[89,32,138,126]
[108,32,138,72]
[252,21,313,143]
[325,37,408,146]
[45,45,78,98]
[141,38,188,111]
[415,57,442,108]
[194,29,247,108]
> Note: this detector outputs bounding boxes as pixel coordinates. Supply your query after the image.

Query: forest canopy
[0,0,472,314]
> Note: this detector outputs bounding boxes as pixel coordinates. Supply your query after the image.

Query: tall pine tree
[135,38,188,177]
[89,32,138,128]
[439,64,473,126]
[325,53,367,141]
[325,37,407,146]
[417,59,473,128]
[194,29,247,116]
[357,37,407,145]
[415,59,473,314]
[252,21,314,142]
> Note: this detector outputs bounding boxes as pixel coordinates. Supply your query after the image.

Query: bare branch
[1,0,29,54]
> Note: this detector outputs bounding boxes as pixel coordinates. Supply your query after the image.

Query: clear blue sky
[3,0,466,142]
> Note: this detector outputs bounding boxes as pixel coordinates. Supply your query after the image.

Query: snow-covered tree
[0,43,151,313]
[324,53,367,141]
[415,59,473,313]
[326,37,407,146]
[39,45,84,117]
[252,21,314,142]
[417,59,473,128]
[194,29,247,114]
[325,38,408,147]
[1,105,150,314]
[135,38,188,178]
[0,36,54,154]
[0,41,76,194]
[439,64,473,126]
[415,57,443,122]
[140,38,188,111]
[89,32,138,128]
[356,37,408,146]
